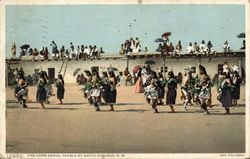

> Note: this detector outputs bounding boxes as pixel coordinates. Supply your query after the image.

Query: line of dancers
[14,71,65,109]
[134,63,242,114]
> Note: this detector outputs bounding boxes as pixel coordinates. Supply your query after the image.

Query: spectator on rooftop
[168,42,175,53]
[144,47,148,52]
[240,40,245,50]
[223,41,230,52]
[193,42,200,52]
[187,42,194,54]
[199,40,207,54]
[119,44,125,55]
[28,48,33,56]
[33,48,39,56]
[44,47,49,60]
[60,46,65,59]
[156,43,163,52]
[11,43,16,57]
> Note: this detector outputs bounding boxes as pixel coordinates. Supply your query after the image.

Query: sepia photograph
[0,0,249,158]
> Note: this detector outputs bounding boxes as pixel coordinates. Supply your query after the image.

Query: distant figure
[33,48,39,56]
[60,46,65,59]
[187,42,194,54]
[44,47,49,60]
[144,47,148,52]
[240,40,245,50]
[50,40,58,54]
[193,42,199,52]
[223,41,230,52]
[199,40,207,54]
[119,44,125,55]
[156,43,162,52]
[174,40,182,55]
[168,42,175,53]
[134,69,143,93]
[11,43,16,57]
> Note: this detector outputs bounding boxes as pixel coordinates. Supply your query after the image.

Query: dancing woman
[145,79,159,113]
[56,74,65,104]
[220,72,233,114]
[100,71,109,104]
[166,71,177,113]
[36,72,47,109]
[156,72,165,105]
[106,71,117,111]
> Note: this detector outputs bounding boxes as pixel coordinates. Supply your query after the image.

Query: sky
[5,4,245,57]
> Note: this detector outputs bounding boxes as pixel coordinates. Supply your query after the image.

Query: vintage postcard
[0,0,249,158]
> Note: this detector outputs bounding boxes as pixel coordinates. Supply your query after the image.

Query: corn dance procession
[3,2,247,157]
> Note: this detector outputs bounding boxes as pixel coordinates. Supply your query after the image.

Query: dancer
[145,79,159,113]
[106,71,117,111]
[156,72,165,105]
[56,74,65,104]
[90,81,101,111]
[232,71,241,106]
[181,68,191,111]
[198,80,211,114]
[36,72,47,109]
[220,72,233,114]
[45,74,54,104]
[15,73,28,108]
[166,71,177,113]
[100,71,109,104]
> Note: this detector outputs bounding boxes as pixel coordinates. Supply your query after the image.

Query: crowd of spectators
[156,39,245,56]
[11,37,245,59]
[119,37,146,55]
[15,41,105,60]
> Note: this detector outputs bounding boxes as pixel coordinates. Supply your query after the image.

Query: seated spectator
[33,48,39,56]
[223,40,230,52]
[91,45,99,60]
[168,42,175,53]
[28,48,33,56]
[119,44,125,55]
[156,43,163,52]
[187,42,194,54]
[98,47,105,54]
[144,47,148,52]
[207,41,216,54]
[40,47,45,56]
[199,40,207,54]
[240,40,245,50]
[193,42,200,52]
[173,40,182,55]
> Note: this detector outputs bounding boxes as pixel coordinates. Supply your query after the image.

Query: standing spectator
[60,46,65,59]
[50,41,57,55]
[11,43,16,57]
[91,45,99,60]
[44,47,49,60]
[223,41,230,52]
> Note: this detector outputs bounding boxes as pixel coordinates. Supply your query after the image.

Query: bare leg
[40,102,45,109]
[109,104,114,111]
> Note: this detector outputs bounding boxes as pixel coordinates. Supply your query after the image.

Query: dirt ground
[5,84,245,153]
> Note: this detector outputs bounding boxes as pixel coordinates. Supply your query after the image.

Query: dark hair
[168,71,175,78]
[58,74,64,85]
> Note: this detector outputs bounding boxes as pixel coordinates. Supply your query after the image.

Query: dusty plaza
[6,84,245,153]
